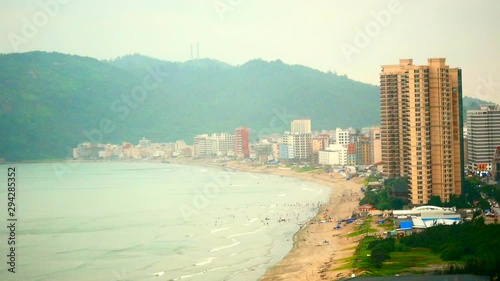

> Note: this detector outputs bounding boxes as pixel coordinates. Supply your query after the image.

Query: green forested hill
[0,52,493,161]
[462,96,496,118]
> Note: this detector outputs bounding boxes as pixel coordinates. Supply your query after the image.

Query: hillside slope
[0,52,492,161]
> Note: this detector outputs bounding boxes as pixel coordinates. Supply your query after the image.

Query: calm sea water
[0,162,331,281]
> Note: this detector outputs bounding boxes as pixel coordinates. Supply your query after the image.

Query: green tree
[473,215,485,226]
[390,197,406,210]
[429,196,442,206]
[478,199,490,211]
[462,177,482,204]
[376,201,392,211]
[444,194,469,208]
[440,243,464,261]
[481,185,496,198]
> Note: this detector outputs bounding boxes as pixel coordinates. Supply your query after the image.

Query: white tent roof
[411,217,461,229]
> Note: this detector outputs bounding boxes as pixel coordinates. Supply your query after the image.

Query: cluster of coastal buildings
[72,58,500,208]
[193,120,383,168]
[72,122,383,167]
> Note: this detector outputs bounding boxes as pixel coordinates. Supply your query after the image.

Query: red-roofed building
[358,204,376,212]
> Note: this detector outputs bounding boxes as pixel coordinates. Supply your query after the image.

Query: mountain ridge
[0,51,495,161]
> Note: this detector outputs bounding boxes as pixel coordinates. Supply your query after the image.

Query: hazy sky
[1,0,499,103]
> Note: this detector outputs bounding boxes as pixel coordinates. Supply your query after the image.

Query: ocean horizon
[0,162,332,281]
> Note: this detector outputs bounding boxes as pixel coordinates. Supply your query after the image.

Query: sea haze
[0,162,331,281]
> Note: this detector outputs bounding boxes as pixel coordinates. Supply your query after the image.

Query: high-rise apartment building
[295,134,312,160]
[347,143,357,165]
[380,58,464,205]
[212,133,235,156]
[291,119,312,134]
[335,128,350,146]
[356,135,371,165]
[283,120,313,161]
[280,134,295,160]
[235,127,250,158]
[281,132,311,160]
[192,133,235,157]
[466,105,500,172]
[193,134,216,157]
[370,127,382,164]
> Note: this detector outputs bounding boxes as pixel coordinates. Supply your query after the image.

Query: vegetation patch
[346,228,378,237]
[399,221,500,278]
[361,175,381,185]
[351,237,447,276]
[359,177,408,210]
[377,218,394,230]
[349,221,500,279]
[347,217,377,237]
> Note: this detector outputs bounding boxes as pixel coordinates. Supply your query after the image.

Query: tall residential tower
[235,127,250,158]
[380,58,464,205]
[291,119,311,134]
[467,105,500,173]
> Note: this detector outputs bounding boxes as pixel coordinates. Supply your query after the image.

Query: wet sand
[170,158,366,280]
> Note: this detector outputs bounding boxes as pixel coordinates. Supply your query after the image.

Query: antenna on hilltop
[190,44,193,60]
[197,42,199,59]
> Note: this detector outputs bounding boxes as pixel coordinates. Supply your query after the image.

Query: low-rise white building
[318,144,347,166]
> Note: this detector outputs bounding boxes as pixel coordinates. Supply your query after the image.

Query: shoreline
[13,158,365,280]
[169,158,365,281]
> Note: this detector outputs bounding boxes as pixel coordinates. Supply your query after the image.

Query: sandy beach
[169,158,368,281]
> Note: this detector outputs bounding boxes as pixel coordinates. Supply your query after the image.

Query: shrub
[440,244,464,261]
[370,248,390,268]
[394,242,411,252]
